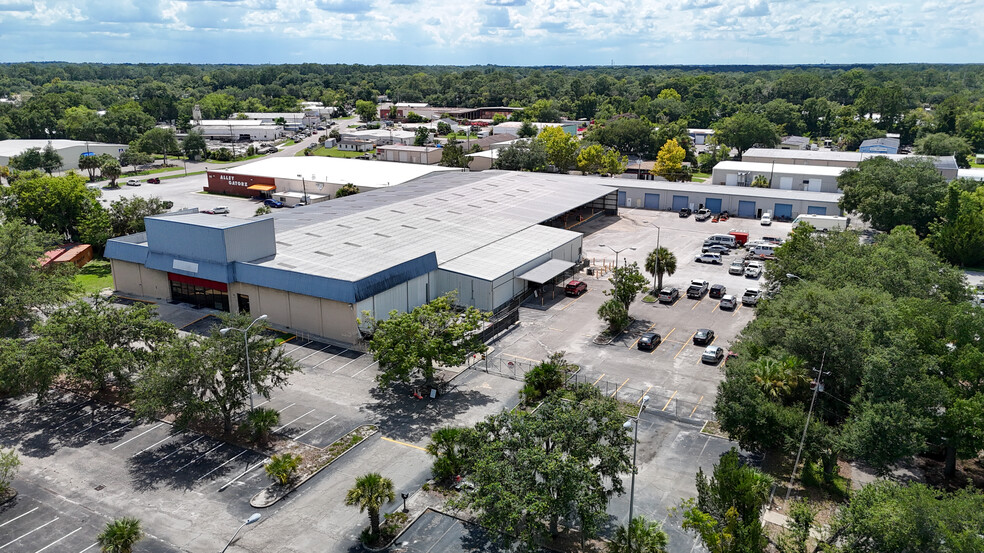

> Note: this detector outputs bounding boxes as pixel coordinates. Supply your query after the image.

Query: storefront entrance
[168,273,229,311]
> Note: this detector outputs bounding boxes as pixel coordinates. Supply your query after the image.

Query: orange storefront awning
[247,184,276,191]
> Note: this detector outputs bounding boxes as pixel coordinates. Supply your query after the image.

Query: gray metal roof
[743,147,957,171]
[439,225,581,281]
[516,258,576,284]
[612,179,842,202]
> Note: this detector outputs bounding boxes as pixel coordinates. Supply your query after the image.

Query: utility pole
[784,351,827,505]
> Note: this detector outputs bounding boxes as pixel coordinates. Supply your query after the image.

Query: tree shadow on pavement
[363,382,496,443]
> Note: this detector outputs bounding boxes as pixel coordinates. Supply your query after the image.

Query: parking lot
[491,208,792,422]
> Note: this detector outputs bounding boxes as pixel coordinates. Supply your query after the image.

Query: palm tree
[97,517,143,553]
[645,247,677,293]
[425,427,467,484]
[751,356,808,399]
[607,515,669,553]
[345,472,395,538]
[246,407,280,446]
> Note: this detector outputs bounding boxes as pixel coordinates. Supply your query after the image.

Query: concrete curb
[249,424,378,508]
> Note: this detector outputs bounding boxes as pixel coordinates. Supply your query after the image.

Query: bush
[265,453,302,485]
[520,352,575,404]
[246,407,280,445]
[211,147,233,161]
[0,448,20,494]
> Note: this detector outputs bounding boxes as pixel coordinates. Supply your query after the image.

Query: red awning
[167,272,228,292]
[247,184,276,192]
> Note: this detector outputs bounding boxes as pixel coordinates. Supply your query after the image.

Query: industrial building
[710,161,844,193]
[742,148,959,180]
[377,145,443,165]
[0,139,128,171]
[190,120,284,142]
[203,157,453,206]
[614,180,842,219]
[106,171,617,345]
[233,112,318,129]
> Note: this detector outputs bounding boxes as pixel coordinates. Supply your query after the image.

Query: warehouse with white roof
[107,171,617,345]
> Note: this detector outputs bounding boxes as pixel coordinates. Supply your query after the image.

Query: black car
[693,328,715,346]
[679,208,692,217]
[657,287,680,303]
[638,332,662,351]
[709,284,727,299]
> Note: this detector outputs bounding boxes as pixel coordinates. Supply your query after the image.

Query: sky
[0,0,982,66]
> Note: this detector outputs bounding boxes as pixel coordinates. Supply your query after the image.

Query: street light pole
[784,352,826,506]
[297,174,308,205]
[599,244,636,270]
[623,395,650,551]
[219,314,268,414]
[221,513,261,553]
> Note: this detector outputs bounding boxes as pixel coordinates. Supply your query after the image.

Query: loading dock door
[779,177,793,190]
[644,193,660,210]
[725,173,738,186]
[738,201,756,218]
[807,179,822,192]
[618,191,628,207]
[774,203,793,219]
[705,198,722,213]
[672,195,689,211]
[807,206,827,215]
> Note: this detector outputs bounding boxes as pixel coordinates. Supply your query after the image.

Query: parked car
[760,212,772,226]
[126,179,140,186]
[679,208,692,218]
[658,287,680,303]
[565,280,587,297]
[702,244,730,255]
[695,253,723,264]
[147,177,160,184]
[720,294,738,310]
[744,262,763,279]
[693,328,715,345]
[203,206,229,215]
[709,284,727,299]
[701,345,725,364]
[638,332,662,351]
[762,236,784,245]
[687,280,709,299]
[694,208,712,221]
[729,260,746,275]
[742,289,761,306]
[264,198,284,208]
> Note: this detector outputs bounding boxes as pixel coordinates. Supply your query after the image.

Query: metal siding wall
[492,279,515,310]
[371,282,410,320]
[407,273,430,308]
[145,219,228,263]
[472,279,493,311]
[222,219,277,263]
[807,206,828,215]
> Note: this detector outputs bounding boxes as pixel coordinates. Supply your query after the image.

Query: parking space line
[611,378,629,397]
[653,328,675,354]
[274,409,316,432]
[332,356,363,374]
[691,298,703,310]
[34,527,82,553]
[51,408,96,430]
[133,433,181,457]
[284,340,312,355]
[559,297,581,311]
[350,360,377,378]
[293,415,337,441]
[196,451,249,482]
[113,423,165,450]
[312,349,348,368]
[217,459,268,492]
[151,436,204,465]
[381,436,426,451]
[69,412,124,438]
[628,321,659,349]
[275,402,296,414]
[94,419,136,441]
[0,517,59,550]
[637,386,653,403]
[173,443,224,473]
[710,303,719,313]
[690,396,704,418]
[297,343,332,362]
[662,391,678,411]
[732,304,743,317]
[15,395,36,406]
[78,544,98,553]
[38,400,87,421]
[591,373,606,385]
[0,507,38,527]
[674,332,697,359]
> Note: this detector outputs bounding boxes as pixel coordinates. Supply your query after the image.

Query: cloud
[0,0,32,12]
[734,0,770,17]
[486,0,526,6]
[681,0,721,10]
[484,7,511,28]
[314,0,374,13]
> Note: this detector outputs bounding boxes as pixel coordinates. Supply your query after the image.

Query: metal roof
[743,147,957,170]
[714,160,845,177]
[211,156,454,189]
[613,179,843,202]
[516,258,577,284]
[0,139,126,156]
[439,225,581,282]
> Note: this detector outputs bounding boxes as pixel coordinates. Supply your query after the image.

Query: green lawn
[76,259,113,295]
[124,166,177,177]
[691,172,710,182]
[160,170,207,180]
[298,146,371,158]
[443,133,481,141]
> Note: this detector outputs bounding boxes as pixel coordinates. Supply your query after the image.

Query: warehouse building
[107,171,617,345]
[202,157,453,206]
[0,139,127,171]
[614,180,842,220]
[191,119,284,141]
[742,148,959,180]
[710,161,844,193]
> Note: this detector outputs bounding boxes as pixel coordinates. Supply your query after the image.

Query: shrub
[265,453,302,485]
[0,448,20,494]
[246,407,280,446]
[520,352,575,404]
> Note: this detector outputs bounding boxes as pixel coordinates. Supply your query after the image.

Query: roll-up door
[738,201,756,218]
[672,195,689,211]
[644,193,660,209]
[705,198,723,213]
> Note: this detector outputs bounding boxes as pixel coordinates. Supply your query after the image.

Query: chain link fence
[481,355,538,381]
[566,373,716,422]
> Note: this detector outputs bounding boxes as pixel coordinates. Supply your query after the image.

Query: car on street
[638,332,662,351]
[694,208,712,221]
[742,289,761,306]
[693,328,715,345]
[729,260,746,275]
[687,280,709,299]
[679,208,692,217]
[695,253,723,264]
[709,284,726,299]
[658,287,680,303]
[203,206,230,214]
[702,244,730,255]
[565,280,587,297]
[720,294,738,310]
[264,198,284,208]
[147,177,160,184]
[744,262,763,279]
[126,179,140,186]
[701,345,725,364]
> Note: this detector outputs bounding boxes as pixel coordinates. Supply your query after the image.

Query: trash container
[586,268,594,276]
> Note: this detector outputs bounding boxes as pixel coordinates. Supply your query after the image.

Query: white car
[720,294,738,310]
[729,260,746,275]
[761,212,772,226]
[695,253,723,265]
[126,179,140,187]
[744,262,763,279]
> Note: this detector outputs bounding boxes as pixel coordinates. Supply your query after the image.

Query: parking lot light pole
[221,513,261,553]
[623,395,650,551]
[219,314,268,413]
[599,244,636,269]
[786,273,803,281]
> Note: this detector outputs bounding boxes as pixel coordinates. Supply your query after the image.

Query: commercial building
[780,136,811,150]
[202,157,453,205]
[340,129,417,146]
[613,180,842,220]
[492,121,577,136]
[710,161,844,193]
[742,148,959,180]
[0,139,128,171]
[106,171,617,345]
[191,120,284,142]
[377,145,443,165]
[859,137,900,154]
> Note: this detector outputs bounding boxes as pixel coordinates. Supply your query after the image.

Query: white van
[750,244,776,257]
[760,212,772,226]
[706,234,738,248]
